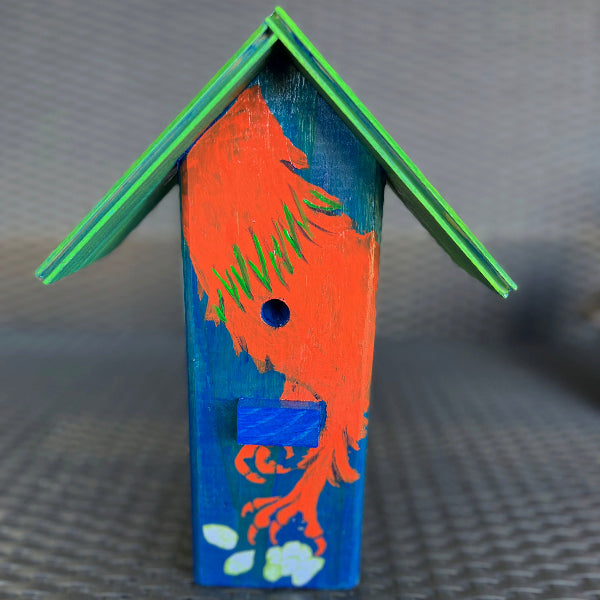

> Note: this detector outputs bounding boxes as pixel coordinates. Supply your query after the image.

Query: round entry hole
[261,299,290,328]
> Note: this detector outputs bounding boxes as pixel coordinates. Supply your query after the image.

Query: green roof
[36,6,516,297]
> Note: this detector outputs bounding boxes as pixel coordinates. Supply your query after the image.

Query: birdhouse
[36,7,516,590]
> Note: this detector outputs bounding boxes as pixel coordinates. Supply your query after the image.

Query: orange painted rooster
[181,85,379,557]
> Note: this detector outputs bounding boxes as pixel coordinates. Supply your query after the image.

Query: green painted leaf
[224,550,255,575]
[202,524,238,550]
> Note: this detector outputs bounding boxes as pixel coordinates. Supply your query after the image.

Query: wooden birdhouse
[36,7,516,590]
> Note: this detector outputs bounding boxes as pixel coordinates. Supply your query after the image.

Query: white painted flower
[263,562,282,583]
[265,546,283,565]
[224,550,255,575]
[280,540,312,576]
[202,524,238,550]
[290,557,325,587]
[262,541,325,586]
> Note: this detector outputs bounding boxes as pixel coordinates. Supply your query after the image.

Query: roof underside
[36,7,516,297]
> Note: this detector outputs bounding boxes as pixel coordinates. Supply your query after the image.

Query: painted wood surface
[180,55,385,588]
[37,6,515,299]
[237,398,325,448]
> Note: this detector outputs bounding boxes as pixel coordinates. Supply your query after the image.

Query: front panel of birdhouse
[179,56,384,589]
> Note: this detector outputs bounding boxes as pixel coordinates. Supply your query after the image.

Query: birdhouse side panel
[180,60,384,589]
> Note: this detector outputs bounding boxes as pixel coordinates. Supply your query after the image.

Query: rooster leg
[241,496,281,544]
[242,450,330,556]
[235,445,294,484]
[268,492,327,556]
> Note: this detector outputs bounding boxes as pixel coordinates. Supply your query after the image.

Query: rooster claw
[242,491,326,556]
[235,445,293,484]
[242,496,279,518]
[248,524,258,545]
[269,518,283,545]
[313,535,326,556]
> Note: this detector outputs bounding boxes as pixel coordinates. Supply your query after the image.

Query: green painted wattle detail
[305,190,342,213]
[272,224,294,275]
[215,290,227,323]
[213,267,243,311]
[36,6,516,298]
[292,192,314,240]
[247,234,272,293]
[211,190,327,322]
[232,244,253,300]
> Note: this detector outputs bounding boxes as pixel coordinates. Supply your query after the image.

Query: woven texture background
[2,1,600,598]
[2,336,600,599]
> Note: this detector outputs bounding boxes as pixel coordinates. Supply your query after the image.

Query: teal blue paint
[253,53,385,240]
[181,54,385,588]
[182,237,286,585]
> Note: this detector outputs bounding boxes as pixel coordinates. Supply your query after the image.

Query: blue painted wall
[181,54,385,589]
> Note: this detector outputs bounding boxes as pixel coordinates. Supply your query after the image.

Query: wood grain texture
[237,398,324,448]
[36,6,515,298]
[180,56,385,588]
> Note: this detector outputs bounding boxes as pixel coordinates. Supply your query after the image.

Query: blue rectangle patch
[237,398,325,447]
